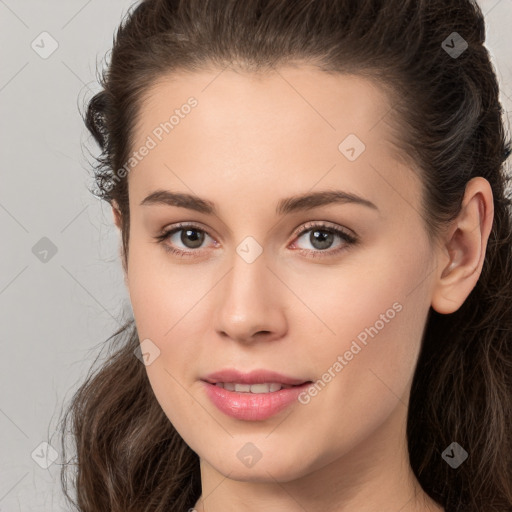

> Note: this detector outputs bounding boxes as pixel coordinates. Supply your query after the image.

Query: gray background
[1,1,511,510]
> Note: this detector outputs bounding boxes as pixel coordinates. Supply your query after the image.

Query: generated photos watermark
[298,301,403,404]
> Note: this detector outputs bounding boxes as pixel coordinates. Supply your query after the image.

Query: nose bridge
[214,238,287,340]
[223,239,270,311]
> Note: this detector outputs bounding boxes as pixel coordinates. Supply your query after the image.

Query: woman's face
[121,65,439,481]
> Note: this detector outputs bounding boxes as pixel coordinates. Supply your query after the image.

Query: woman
[58,0,512,511]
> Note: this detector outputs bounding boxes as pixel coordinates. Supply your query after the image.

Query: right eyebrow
[140,190,215,214]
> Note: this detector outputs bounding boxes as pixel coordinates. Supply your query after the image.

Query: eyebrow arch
[140,189,378,215]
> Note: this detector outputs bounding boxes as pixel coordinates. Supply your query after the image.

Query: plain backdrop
[1,0,511,510]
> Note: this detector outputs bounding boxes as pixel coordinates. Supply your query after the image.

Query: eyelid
[290,220,355,240]
[159,220,210,235]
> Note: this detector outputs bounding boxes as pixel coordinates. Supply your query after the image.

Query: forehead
[127,65,420,216]
[135,65,395,147]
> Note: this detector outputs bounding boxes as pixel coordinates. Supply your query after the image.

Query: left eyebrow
[139,189,378,215]
[276,190,378,215]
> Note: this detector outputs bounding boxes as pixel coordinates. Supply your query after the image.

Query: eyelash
[154,221,358,259]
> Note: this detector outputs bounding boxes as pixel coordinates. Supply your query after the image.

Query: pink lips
[201,368,312,421]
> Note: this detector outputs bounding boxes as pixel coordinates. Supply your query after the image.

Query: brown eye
[178,227,205,249]
[154,223,215,257]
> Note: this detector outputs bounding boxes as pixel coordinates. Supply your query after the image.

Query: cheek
[127,266,204,370]
[282,270,430,472]
[126,253,208,435]
[286,237,430,361]
[125,233,218,379]
[290,234,431,400]
[126,231,201,338]
[301,239,432,424]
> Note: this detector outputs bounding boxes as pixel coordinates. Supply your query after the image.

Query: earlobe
[431,177,494,315]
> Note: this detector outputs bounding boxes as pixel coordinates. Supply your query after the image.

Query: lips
[202,368,310,386]
[202,380,313,421]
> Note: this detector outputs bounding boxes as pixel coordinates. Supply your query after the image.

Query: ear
[112,200,122,230]
[111,200,129,284]
[431,177,494,314]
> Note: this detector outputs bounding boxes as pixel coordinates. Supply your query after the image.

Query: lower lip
[202,381,312,421]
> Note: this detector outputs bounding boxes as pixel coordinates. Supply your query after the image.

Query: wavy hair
[58,1,512,510]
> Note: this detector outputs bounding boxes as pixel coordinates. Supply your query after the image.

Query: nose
[213,248,288,344]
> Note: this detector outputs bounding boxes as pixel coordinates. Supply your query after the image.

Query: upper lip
[202,368,311,386]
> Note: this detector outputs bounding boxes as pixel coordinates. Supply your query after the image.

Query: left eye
[292,223,357,253]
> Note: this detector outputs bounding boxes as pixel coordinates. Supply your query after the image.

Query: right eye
[154,223,217,258]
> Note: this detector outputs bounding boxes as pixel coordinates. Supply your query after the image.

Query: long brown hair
[57,1,512,510]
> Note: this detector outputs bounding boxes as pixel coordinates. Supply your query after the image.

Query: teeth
[214,382,291,393]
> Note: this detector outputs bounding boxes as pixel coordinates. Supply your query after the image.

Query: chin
[205,453,312,483]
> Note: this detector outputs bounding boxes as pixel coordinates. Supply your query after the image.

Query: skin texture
[112,65,493,512]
